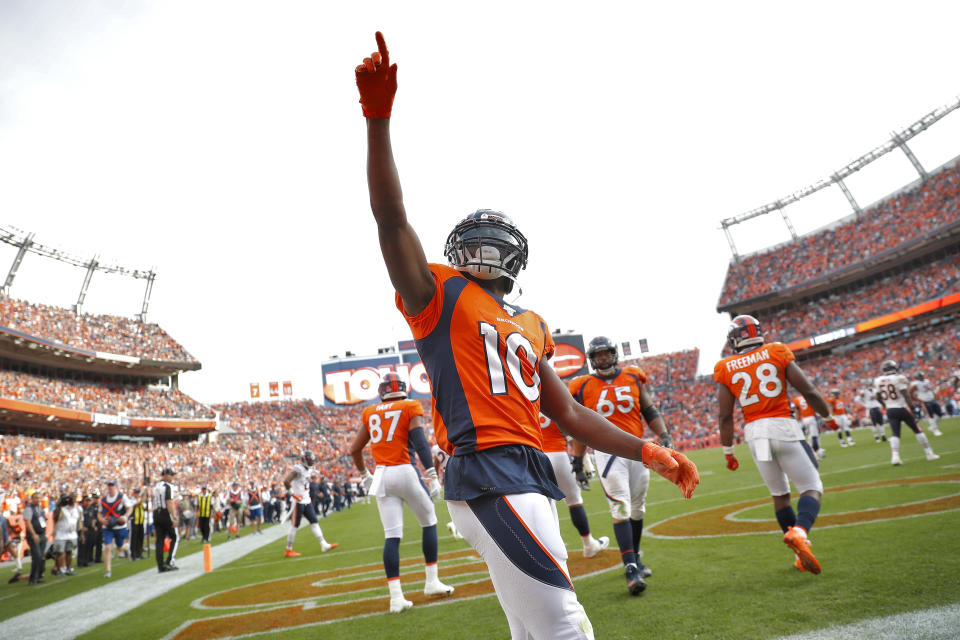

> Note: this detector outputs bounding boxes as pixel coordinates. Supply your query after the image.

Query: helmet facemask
[587,337,619,376]
[445,211,528,296]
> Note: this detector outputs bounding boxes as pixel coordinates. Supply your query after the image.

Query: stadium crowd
[719,161,960,306]
[762,252,960,343]
[0,370,215,420]
[0,294,196,363]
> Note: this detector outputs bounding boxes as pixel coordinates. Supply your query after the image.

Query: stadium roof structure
[719,95,960,260]
[0,223,155,320]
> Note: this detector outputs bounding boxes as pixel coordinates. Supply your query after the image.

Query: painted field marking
[647,473,960,539]
[165,547,623,640]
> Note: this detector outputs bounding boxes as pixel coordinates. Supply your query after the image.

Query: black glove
[571,456,590,490]
[658,431,674,449]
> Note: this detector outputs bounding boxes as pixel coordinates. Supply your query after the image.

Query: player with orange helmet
[715,315,833,574]
[351,372,453,613]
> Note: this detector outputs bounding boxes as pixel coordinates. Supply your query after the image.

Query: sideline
[2,524,288,640]
[772,604,960,640]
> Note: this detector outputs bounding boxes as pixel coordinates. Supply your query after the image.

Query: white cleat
[446,521,464,540]
[925,452,940,461]
[389,597,414,613]
[583,535,610,559]
[891,454,903,466]
[931,429,943,437]
[424,579,455,596]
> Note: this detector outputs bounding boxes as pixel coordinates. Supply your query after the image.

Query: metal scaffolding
[0,225,156,321]
[720,95,960,260]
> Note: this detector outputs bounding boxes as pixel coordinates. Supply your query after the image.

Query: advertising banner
[322,354,432,405]
[549,333,588,379]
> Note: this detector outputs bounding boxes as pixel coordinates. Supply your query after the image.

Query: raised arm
[356,32,435,315]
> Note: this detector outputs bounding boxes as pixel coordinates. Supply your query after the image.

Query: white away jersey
[910,379,935,402]
[874,374,911,409]
[859,387,882,409]
[289,464,311,504]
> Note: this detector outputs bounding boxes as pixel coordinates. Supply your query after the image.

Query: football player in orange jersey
[827,389,855,447]
[567,337,674,595]
[715,315,834,574]
[539,413,609,559]
[356,32,699,639]
[350,372,454,613]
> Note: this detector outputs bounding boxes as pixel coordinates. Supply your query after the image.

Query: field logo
[168,548,620,640]
[647,474,960,539]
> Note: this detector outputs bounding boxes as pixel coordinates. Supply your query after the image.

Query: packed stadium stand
[0,294,213,441]
[718,160,960,310]
[714,155,960,439]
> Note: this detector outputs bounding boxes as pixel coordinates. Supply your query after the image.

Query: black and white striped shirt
[152,480,176,513]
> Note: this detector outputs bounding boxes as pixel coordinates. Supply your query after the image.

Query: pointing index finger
[375,31,389,66]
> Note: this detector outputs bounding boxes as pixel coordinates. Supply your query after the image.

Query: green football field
[3,420,959,639]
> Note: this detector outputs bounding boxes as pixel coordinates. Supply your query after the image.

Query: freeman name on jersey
[724,348,771,372]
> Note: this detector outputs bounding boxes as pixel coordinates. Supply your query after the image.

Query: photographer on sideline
[53,491,80,576]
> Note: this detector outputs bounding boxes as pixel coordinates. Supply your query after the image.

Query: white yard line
[771,604,960,640]
[2,524,288,640]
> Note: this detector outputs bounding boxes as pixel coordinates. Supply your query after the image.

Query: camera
[58,494,74,507]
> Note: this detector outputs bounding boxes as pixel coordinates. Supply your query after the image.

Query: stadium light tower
[0,223,157,320]
[2,231,34,295]
[719,95,960,259]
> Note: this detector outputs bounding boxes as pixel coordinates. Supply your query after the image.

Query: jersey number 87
[368,411,402,443]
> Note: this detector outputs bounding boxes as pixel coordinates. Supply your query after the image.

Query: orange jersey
[713,342,795,423]
[538,413,568,453]
[793,395,816,419]
[360,398,425,467]
[397,264,555,456]
[827,397,847,415]
[568,366,649,439]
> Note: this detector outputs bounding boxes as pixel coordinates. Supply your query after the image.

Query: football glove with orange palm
[641,442,699,498]
[722,445,739,471]
[355,31,398,118]
[822,417,840,431]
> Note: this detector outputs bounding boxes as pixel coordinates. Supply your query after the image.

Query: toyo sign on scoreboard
[322,333,587,406]
[321,355,431,405]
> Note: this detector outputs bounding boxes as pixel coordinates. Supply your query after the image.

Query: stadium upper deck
[0,293,198,377]
[717,159,960,314]
[0,292,212,439]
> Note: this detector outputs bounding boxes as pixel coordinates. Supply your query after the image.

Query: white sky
[1,1,958,404]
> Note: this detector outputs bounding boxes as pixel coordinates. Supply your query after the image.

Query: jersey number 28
[731,363,783,406]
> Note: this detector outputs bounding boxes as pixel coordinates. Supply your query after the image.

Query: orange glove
[722,445,739,471]
[355,31,398,118]
[641,442,700,498]
[823,418,839,431]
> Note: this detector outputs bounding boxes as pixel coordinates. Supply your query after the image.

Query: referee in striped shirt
[197,486,214,544]
[152,468,179,573]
